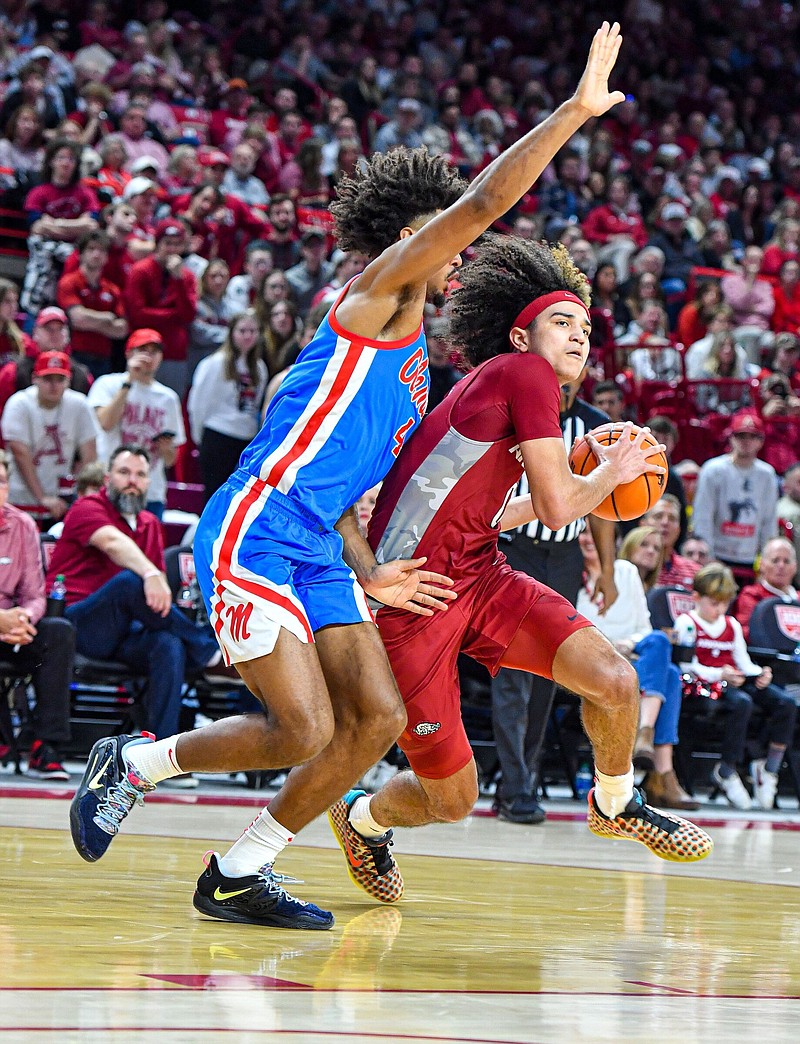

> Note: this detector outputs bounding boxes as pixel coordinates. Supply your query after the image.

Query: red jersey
[124,256,198,361]
[56,270,125,359]
[62,241,135,292]
[368,353,562,586]
[46,488,164,606]
[693,614,737,670]
[24,182,99,221]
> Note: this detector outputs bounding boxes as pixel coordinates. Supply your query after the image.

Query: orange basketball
[568,422,669,522]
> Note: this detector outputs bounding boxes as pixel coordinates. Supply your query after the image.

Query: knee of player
[597,654,639,707]
[280,706,336,762]
[428,780,478,823]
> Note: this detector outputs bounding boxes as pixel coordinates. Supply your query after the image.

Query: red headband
[512,290,591,331]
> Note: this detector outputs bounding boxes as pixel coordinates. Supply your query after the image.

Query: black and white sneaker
[193,852,334,929]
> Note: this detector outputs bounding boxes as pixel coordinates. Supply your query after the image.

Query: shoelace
[93,777,148,836]
[365,832,394,874]
[254,864,308,907]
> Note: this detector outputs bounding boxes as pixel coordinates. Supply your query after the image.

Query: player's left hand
[591,569,618,615]
[364,557,457,616]
[573,22,626,118]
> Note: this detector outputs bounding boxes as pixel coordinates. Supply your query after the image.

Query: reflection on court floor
[1,790,799,1042]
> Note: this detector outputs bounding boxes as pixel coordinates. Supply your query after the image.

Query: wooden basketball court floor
[2,778,800,1044]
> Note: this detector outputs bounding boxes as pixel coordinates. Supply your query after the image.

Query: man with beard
[45,446,221,743]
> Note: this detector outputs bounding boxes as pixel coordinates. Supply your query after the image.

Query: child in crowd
[674,563,796,811]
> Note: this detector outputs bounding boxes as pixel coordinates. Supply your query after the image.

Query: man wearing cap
[124,219,198,395]
[88,329,185,519]
[692,411,779,579]
[1,350,96,520]
[285,229,334,316]
[208,81,251,154]
[648,202,703,303]
[57,230,129,378]
[0,307,92,417]
[196,152,267,274]
[373,98,424,154]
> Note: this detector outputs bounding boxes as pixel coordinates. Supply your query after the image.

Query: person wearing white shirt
[578,527,698,810]
[1,350,97,519]
[87,328,185,519]
[187,311,267,503]
[223,242,274,315]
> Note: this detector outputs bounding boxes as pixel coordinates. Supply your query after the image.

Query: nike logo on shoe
[213,886,251,901]
[343,831,364,868]
[88,755,112,790]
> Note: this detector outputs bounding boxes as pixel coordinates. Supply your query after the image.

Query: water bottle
[176,581,196,620]
[191,579,208,626]
[575,760,593,800]
[672,617,696,666]
[46,574,66,617]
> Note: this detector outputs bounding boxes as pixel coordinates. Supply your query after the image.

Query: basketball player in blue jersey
[72,24,630,928]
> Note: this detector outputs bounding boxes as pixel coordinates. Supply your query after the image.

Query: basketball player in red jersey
[327,235,713,904]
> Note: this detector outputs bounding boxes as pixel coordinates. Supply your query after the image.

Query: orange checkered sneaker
[328,791,404,903]
[587,787,713,862]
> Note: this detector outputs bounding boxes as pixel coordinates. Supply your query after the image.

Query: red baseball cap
[200,149,230,167]
[126,328,163,352]
[33,350,71,378]
[728,412,764,437]
[35,306,68,328]
[154,218,185,243]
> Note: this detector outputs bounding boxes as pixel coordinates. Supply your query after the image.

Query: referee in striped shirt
[490,365,619,823]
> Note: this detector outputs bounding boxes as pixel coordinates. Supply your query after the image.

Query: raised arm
[358,23,624,303]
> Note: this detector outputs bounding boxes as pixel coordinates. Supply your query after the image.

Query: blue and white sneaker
[70,733,156,863]
[193,853,334,929]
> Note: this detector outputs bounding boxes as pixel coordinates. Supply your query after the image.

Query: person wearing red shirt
[771,259,800,335]
[734,536,799,641]
[197,156,268,274]
[57,229,129,377]
[46,445,220,742]
[582,175,647,279]
[124,219,198,396]
[0,307,93,423]
[24,139,100,239]
[62,199,139,293]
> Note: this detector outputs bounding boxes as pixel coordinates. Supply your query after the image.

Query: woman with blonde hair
[618,525,665,591]
[0,278,33,365]
[189,257,233,378]
[187,310,267,502]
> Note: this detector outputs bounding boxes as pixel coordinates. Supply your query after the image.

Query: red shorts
[376,562,591,780]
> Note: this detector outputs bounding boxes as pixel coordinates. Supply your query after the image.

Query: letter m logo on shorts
[225,602,254,643]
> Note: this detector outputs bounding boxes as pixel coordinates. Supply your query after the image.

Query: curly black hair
[448,233,591,367]
[330,147,466,258]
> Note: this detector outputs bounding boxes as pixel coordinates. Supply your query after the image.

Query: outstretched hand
[574,21,626,118]
[364,557,457,616]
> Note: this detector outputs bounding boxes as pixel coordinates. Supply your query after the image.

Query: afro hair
[330,147,466,258]
[448,233,591,367]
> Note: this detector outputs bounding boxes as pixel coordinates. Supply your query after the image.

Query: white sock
[219,807,294,877]
[594,767,635,819]
[124,736,183,784]
[348,794,390,839]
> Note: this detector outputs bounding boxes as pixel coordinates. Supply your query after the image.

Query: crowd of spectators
[0,0,800,805]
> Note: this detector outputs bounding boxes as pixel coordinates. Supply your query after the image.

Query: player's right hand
[586,422,667,485]
[573,22,626,118]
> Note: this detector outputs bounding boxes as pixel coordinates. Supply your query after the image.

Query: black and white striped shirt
[502,399,609,545]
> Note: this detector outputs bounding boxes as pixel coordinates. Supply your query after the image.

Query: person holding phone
[87,328,185,518]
